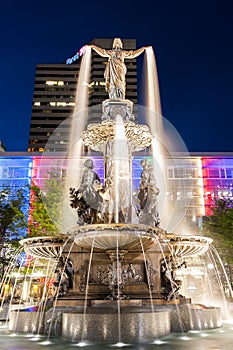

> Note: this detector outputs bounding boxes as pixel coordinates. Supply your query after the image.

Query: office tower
[28,38,138,152]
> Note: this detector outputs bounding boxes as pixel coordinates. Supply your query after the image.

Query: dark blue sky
[1,0,233,152]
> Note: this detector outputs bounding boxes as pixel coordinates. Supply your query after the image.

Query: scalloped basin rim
[70,223,163,252]
[68,223,165,234]
[20,234,67,246]
[166,233,213,244]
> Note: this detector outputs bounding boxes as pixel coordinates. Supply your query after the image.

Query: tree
[28,168,64,237]
[0,187,28,278]
[202,198,233,264]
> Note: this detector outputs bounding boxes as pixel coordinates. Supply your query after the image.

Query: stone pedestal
[102,99,134,121]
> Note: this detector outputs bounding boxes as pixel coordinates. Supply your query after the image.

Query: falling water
[0,247,25,326]
[65,45,92,190]
[143,47,167,230]
[61,46,92,232]
[0,247,23,304]
[37,258,57,337]
[207,245,233,319]
[144,47,162,126]
[139,235,155,314]
[9,258,39,334]
[143,47,194,233]
[46,237,75,340]
[79,234,96,344]
[112,115,131,223]
[116,234,122,344]
[209,245,233,299]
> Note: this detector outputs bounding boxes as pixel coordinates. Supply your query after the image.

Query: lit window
[34,101,41,106]
[50,102,56,106]
[57,102,66,107]
[58,81,64,86]
[46,81,58,86]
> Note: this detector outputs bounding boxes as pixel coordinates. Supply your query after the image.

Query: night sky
[1,0,233,153]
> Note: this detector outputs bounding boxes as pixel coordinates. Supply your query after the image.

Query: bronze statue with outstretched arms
[89,38,147,100]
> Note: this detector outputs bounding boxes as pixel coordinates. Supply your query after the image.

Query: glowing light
[46,80,56,85]
[66,46,86,64]
[188,330,200,334]
[200,333,209,337]
[152,339,168,345]
[25,334,35,337]
[110,342,129,347]
[30,335,43,341]
[39,340,53,345]
[179,336,191,341]
[207,263,214,270]
[74,341,90,347]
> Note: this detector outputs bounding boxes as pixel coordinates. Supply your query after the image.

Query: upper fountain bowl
[69,223,164,252]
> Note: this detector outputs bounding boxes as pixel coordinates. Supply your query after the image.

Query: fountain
[0,38,230,344]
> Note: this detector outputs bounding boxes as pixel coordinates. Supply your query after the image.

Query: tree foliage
[0,187,28,278]
[0,187,28,245]
[202,198,233,264]
[28,168,64,237]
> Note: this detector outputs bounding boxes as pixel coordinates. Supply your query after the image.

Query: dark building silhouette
[28,38,138,152]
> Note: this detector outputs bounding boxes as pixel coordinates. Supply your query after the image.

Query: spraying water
[65,45,92,190]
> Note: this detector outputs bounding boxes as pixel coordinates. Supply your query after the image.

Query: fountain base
[9,300,222,342]
[62,308,170,342]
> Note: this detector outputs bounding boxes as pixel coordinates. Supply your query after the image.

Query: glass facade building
[1,152,233,238]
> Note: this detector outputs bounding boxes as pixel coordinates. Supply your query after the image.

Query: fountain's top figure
[89,38,146,100]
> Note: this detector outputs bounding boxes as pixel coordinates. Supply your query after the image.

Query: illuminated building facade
[0,152,233,238]
[28,39,138,153]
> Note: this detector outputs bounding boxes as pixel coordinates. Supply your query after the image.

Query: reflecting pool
[1,321,233,350]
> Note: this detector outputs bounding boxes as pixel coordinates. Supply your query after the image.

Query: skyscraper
[28,38,138,152]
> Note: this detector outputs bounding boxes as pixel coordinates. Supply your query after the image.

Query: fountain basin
[69,224,164,252]
[9,309,44,334]
[170,304,222,332]
[166,234,213,258]
[8,303,222,340]
[81,119,154,152]
[20,235,67,259]
[62,308,170,342]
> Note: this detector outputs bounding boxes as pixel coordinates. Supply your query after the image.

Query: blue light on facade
[0,156,33,238]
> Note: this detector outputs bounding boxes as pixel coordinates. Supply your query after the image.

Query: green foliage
[202,198,233,264]
[0,187,28,278]
[29,168,64,237]
[0,187,27,244]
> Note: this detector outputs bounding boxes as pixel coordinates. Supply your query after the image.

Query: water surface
[1,322,233,350]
